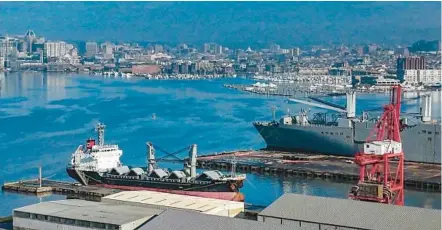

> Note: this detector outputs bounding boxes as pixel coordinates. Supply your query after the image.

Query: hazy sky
[0,1,440,48]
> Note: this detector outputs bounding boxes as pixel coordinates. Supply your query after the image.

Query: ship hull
[254,121,441,164]
[66,168,244,201]
[254,123,357,156]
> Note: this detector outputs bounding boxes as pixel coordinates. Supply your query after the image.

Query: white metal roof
[14,199,163,226]
[138,209,294,230]
[102,190,244,215]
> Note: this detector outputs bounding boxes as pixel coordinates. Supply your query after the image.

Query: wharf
[197,150,441,192]
[2,179,120,201]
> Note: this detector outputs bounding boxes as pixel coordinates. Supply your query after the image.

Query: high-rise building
[397,56,426,70]
[395,48,409,57]
[24,30,37,54]
[363,44,377,54]
[292,47,300,56]
[401,69,441,85]
[215,45,223,55]
[0,37,18,58]
[154,44,163,53]
[44,41,67,58]
[270,44,281,53]
[101,42,114,59]
[85,42,98,57]
[203,43,211,53]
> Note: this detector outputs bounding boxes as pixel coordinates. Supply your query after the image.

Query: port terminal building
[258,193,441,230]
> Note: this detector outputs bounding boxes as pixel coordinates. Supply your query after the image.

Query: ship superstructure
[254,91,441,164]
[67,123,246,201]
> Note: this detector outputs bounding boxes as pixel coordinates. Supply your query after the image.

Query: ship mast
[95,122,106,146]
[188,144,197,178]
[147,142,156,174]
[231,153,237,177]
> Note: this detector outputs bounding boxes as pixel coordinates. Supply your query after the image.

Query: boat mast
[271,105,276,121]
[147,142,156,174]
[189,144,197,178]
[231,154,237,177]
[95,123,106,146]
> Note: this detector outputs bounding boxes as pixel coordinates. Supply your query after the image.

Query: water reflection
[243,173,441,210]
[0,72,70,102]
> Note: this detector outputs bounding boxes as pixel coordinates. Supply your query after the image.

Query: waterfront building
[203,43,223,55]
[86,42,98,57]
[13,199,163,230]
[269,44,281,53]
[401,69,442,85]
[138,209,293,230]
[215,44,223,55]
[395,47,410,57]
[24,30,37,54]
[44,41,67,58]
[397,56,426,70]
[132,64,161,75]
[102,42,114,59]
[292,47,300,56]
[154,44,163,53]
[363,44,378,54]
[102,190,244,217]
[0,57,4,70]
[258,193,441,230]
[0,36,18,58]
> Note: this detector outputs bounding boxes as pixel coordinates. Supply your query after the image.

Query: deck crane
[348,85,405,206]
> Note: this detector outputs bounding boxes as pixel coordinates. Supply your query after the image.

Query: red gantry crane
[348,85,405,205]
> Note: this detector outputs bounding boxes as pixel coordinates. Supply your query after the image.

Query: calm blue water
[0,72,440,216]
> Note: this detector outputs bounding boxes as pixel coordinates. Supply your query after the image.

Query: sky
[0,1,440,48]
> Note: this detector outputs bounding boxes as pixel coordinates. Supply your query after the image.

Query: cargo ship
[254,92,441,164]
[67,123,246,201]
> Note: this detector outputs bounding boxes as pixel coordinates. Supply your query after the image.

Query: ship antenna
[271,105,276,121]
[95,122,106,146]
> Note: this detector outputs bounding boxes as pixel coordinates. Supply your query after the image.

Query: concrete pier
[2,180,120,201]
[197,150,441,192]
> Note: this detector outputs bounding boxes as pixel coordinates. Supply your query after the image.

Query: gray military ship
[254,92,441,164]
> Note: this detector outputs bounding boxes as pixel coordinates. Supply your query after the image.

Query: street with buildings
[0,30,440,90]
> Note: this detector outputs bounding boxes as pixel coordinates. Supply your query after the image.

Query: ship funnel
[147,142,155,174]
[346,91,356,118]
[189,144,197,178]
[421,94,432,123]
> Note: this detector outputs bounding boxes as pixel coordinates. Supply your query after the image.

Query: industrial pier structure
[196,150,441,192]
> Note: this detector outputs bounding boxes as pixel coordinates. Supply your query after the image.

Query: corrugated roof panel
[102,191,244,216]
[14,199,163,226]
[259,193,441,230]
[138,209,294,230]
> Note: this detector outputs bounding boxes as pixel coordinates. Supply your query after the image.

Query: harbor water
[0,72,440,216]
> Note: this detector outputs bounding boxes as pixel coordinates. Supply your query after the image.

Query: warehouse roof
[14,199,163,226]
[138,209,293,230]
[259,193,441,230]
[103,190,243,214]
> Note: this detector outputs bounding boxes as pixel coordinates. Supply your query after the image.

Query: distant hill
[409,40,441,52]
[0,1,440,48]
